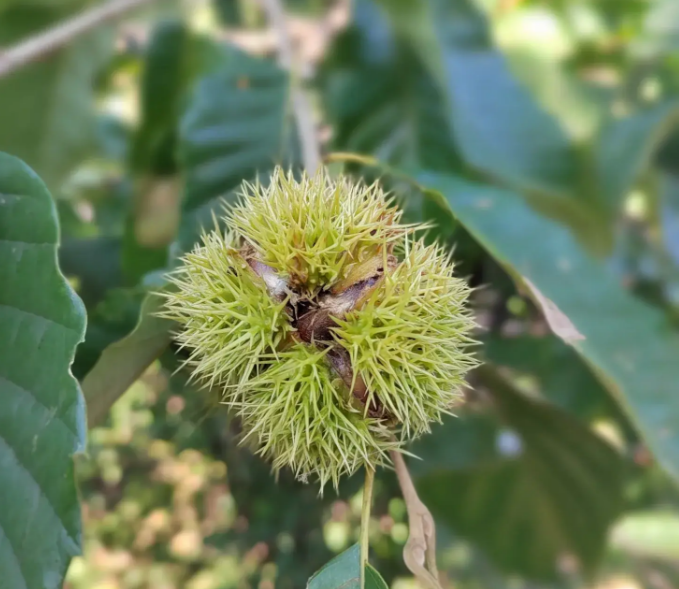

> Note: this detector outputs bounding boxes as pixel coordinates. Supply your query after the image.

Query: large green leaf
[178,46,299,252]
[0,5,112,187]
[596,101,679,212]
[418,170,679,484]
[377,0,577,198]
[415,367,625,579]
[376,0,615,250]
[0,153,86,589]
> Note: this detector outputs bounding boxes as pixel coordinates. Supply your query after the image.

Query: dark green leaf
[130,20,222,175]
[323,0,461,171]
[178,46,300,252]
[82,293,172,428]
[59,236,123,308]
[0,152,86,589]
[72,287,146,379]
[0,4,112,187]
[416,367,625,579]
[307,544,360,589]
[418,170,679,484]
[484,334,617,419]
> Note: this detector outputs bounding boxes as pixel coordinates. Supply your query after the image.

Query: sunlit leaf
[611,511,679,561]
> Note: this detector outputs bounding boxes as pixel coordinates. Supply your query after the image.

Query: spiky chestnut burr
[160,168,477,489]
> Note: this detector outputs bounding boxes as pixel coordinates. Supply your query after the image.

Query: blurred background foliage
[3,0,679,587]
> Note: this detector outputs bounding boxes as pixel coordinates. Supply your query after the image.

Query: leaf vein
[0,303,77,335]
[0,431,79,549]
[0,375,79,439]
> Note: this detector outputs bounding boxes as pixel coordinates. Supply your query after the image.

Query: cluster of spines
[333,240,478,439]
[159,231,291,392]
[226,169,411,292]
[238,344,399,489]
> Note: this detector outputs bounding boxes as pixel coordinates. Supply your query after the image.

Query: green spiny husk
[160,168,477,489]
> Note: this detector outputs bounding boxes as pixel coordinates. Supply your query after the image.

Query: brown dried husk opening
[242,243,399,421]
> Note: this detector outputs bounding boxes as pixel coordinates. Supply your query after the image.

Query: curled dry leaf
[523,278,585,344]
[392,450,442,589]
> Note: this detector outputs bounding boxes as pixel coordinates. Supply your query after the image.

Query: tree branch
[259,0,321,173]
[0,0,159,79]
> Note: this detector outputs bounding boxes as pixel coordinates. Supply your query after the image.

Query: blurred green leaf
[636,0,679,57]
[376,0,615,250]
[660,174,679,269]
[71,285,147,380]
[494,6,606,142]
[130,19,222,175]
[59,236,123,308]
[125,21,222,282]
[0,152,86,589]
[82,292,172,428]
[323,0,461,171]
[611,510,679,561]
[0,0,81,9]
[418,170,679,484]
[307,544,360,589]
[121,178,181,285]
[416,366,625,579]
[0,4,112,188]
[177,46,300,252]
[377,0,577,198]
[484,334,617,419]
[596,101,679,212]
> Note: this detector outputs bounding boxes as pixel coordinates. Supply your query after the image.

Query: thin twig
[259,0,321,173]
[0,0,159,79]
[360,467,375,589]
